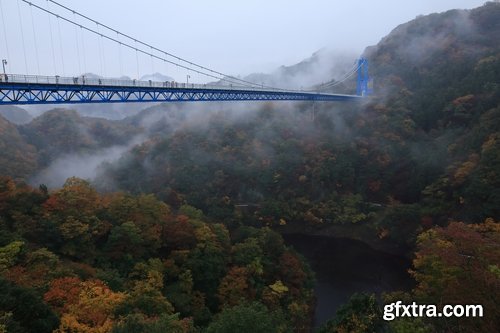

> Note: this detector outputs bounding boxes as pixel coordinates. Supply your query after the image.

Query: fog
[30,134,145,188]
[3,1,493,193]
[0,0,486,83]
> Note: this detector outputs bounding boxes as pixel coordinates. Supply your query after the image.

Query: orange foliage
[217,266,252,307]
[48,279,126,333]
[279,251,306,296]
[163,215,197,250]
[412,220,500,332]
[453,154,479,185]
[44,277,83,315]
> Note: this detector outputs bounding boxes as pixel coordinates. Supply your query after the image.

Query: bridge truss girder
[0,83,361,105]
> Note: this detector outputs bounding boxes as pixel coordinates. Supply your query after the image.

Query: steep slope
[358,2,500,222]
[243,49,357,90]
[0,106,33,125]
[0,178,315,332]
[0,115,37,180]
[20,109,141,169]
[214,49,357,91]
[96,3,500,251]
[365,2,500,131]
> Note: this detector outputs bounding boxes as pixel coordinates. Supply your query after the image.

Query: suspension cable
[21,0,261,88]
[17,0,352,93]
[322,63,358,86]
[44,0,272,88]
[316,62,362,90]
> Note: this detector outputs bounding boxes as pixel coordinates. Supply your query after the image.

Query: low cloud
[30,135,145,188]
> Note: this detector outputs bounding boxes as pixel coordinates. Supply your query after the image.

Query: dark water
[283,234,413,329]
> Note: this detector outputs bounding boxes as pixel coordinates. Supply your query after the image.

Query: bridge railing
[0,73,296,93]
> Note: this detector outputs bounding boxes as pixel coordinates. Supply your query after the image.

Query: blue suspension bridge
[0,0,372,106]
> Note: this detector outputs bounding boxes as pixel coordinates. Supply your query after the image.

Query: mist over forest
[1,2,499,333]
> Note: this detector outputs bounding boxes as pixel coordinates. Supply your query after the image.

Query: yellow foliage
[473,218,500,233]
[54,280,126,333]
[453,154,479,185]
[376,153,391,166]
[269,280,289,295]
[452,94,475,106]
[194,224,216,245]
[378,228,389,239]
[481,133,498,152]
[0,241,24,272]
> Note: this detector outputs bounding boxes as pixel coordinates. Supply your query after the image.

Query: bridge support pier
[356,58,372,96]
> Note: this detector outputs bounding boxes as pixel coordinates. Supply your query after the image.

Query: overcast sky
[0,0,487,82]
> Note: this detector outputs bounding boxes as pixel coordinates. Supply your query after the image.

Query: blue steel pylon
[356,58,372,96]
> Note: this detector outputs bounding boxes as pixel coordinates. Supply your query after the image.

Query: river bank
[277,220,413,258]
[282,233,414,329]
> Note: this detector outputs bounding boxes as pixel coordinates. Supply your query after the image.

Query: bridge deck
[0,74,362,105]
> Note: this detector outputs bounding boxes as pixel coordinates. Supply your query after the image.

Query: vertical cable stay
[16,0,29,73]
[57,16,65,76]
[41,0,270,88]
[167,53,169,76]
[96,23,103,77]
[18,0,262,88]
[150,47,154,74]
[46,0,57,75]
[135,40,140,80]
[117,32,123,78]
[101,34,107,77]
[80,26,87,74]
[17,0,294,89]
[0,0,11,65]
[73,12,81,75]
[29,4,41,75]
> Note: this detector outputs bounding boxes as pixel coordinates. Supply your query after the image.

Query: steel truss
[0,83,362,105]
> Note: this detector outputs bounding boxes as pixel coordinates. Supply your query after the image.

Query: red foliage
[279,251,307,296]
[163,215,197,250]
[44,277,83,315]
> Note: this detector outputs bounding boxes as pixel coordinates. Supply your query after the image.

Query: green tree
[112,313,193,333]
[0,241,23,272]
[412,220,500,332]
[0,277,59,333]
[206,302,288,333]
[318,293,383,333]
[105,221,144,261]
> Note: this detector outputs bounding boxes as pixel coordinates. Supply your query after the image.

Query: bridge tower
[356,58,372,96]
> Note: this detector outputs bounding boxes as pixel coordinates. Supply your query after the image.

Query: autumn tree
[112,313,194,333]
[206,301,288,333]
[52,279,126,333]
[318,293,383,333]
[115,259,174,318]
[0,277,59,333]
[411,219,500,332]
[42,177,107,260]
[217,266,253,307]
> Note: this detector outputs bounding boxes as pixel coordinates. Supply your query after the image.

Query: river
[283,234,414,329]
